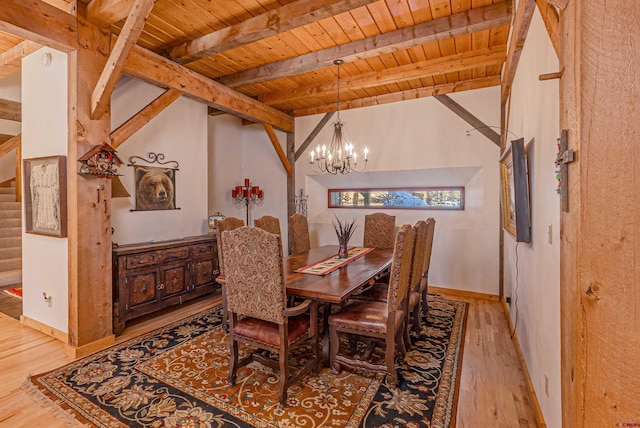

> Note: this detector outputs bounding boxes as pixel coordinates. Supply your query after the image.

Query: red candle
[235,185,242,193]
[246,187,252,197]
[253,185,260,192]
[244,178,250,187]
[258,190,264,198]
[232,189,237,198]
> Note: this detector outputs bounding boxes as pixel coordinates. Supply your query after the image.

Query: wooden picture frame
[500,138,531,243]
[23,155,67,237]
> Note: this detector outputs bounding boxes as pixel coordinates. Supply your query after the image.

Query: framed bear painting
[128,153,179,211]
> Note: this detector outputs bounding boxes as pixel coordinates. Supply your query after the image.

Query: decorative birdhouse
[78,143,124,177]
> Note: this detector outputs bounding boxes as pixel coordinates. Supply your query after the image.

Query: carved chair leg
[228,336,238,386]
[221,285,229,333]
[385,332,398,386]
[279,342,289,407]
[396,322,406,360]
[421,287,428,320]
[412,302,421,336]
[403,312,412,349]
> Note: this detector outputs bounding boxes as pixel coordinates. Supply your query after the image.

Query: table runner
[294,247,374,275]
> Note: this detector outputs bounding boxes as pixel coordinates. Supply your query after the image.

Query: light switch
[548,224,553,244]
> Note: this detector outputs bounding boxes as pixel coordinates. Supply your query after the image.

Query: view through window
[328,187,465,210]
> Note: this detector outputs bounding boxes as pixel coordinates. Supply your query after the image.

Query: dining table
[217,244,394,363]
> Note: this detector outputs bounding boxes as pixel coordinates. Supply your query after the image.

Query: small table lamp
[208,212,226,230]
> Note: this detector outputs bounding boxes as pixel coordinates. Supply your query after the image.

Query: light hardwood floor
[0,292,538,427]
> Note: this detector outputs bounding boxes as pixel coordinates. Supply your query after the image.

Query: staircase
[0,182,21,286]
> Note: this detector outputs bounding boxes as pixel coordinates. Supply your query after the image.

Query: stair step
[0,187,15,195]
[0,194,16,202]
[0,218,21,228]
[0,201,20,210]
[0,227,20,238]
[0,269,22,287]
[0,236,21,248]
[0,210,21,219]
[0,247,20,260]
[0,257,20,271]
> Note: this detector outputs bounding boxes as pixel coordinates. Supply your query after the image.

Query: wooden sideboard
[112,235,219,335]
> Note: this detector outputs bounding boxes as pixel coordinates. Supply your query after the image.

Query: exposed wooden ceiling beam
[0,40,41,78]
[294,112,334,161]
[0,134,20,158]
[110,88,181,148]
[0,98,21,122]
[0,0,77,53]
[123,44,294,132]
[169,0,377,64]
[219,1,512,88]
[86,0,136,27]
[261,46,507,106]
[294,75,500,116]
[546,0,568,10]
[434,94,500,147]
[263,123,292,177]
[91,0,156,119]
[501,0,536,106]
[536,0,560,57]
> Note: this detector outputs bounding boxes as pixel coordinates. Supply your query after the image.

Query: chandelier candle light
[231,178,264,224]
[309,59,369,174]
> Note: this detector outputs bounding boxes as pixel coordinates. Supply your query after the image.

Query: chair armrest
[283,299,315,317]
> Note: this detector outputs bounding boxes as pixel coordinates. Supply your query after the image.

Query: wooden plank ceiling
[0,0,512,118]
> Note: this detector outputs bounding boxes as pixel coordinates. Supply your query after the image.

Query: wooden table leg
[322,302,331,366]
[221,284,228,333]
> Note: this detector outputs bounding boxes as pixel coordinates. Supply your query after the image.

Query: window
[328,187,464,210]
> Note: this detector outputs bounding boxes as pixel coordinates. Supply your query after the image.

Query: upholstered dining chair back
[363,213,396,249]
[423,218,436,273]
[385,223,415,314]
[410,220,429,289]
[254,215,282,237]
[214,217,244,276]
[288,213,311,255]
[221,226,287,324]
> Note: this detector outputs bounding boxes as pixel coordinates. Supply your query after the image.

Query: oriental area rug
[25,295,468,428]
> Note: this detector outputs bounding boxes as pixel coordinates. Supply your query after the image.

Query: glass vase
[338,244,349,259]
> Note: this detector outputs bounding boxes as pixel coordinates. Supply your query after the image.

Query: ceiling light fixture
[309,59,368,174]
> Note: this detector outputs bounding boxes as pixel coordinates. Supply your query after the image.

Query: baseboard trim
[429,286,500,301]
[20,315,68,343]
[65,334,116,358]
[500,296,547,428]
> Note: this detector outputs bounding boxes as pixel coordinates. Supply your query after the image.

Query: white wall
[111,78,209,244]
[21,48,69,332]
[295,88,502,295]
[505,9,561,427]
[0,72,22,183]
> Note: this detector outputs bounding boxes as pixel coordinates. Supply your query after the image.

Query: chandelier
[309,59,368,174]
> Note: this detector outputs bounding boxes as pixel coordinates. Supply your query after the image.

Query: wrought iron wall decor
[128,153,180,212]
[295,188,309,216]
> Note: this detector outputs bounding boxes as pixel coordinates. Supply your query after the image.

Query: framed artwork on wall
[23,155,67,237]
[500,138,531,243]
[128,152,180,211]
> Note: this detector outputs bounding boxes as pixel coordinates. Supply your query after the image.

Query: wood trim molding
[20,315,69,343]
[0,134,21,158]
[263,123,293,177]
[110,89,181,148]
[500,297,547,427]
[219,2,512,88]
[430,286,500,302]
[0,40,41,79]
[65,334,116,358]
[0,98,21,122]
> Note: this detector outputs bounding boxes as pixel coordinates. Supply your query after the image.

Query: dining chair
[419,218,436,318]
[222,227,319,407]
[214,216,244,332]
[288,213,311,255]
[328,224,414,386]
[254,215,281,236]
[363,212,396,249]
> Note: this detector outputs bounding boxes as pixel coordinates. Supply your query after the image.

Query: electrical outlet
[545,374,549,397]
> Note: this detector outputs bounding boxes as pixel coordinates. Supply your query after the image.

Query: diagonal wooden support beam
[295,112,335,161]
[0,98,21,122]
[91,0,156,119]
[124,44,294,132]
[263,123,292,177]
[110,88,181,148]
[0,0,77,52]
[501,0,536,107]
[536,0,560,57]
[0,134,21,158]
[435,95,500,147]
[219,1,512,88]
[169,0,377,64]
[0,40,41,79]
[0,134,15,144]
[87,0,136,27]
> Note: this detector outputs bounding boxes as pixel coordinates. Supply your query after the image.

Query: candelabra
[231,178,264,225]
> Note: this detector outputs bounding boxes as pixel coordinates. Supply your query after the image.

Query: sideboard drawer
[126,251,162,269]
[163,247,190,263]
